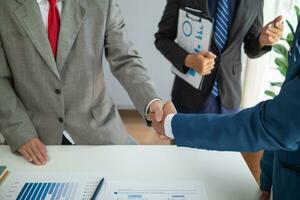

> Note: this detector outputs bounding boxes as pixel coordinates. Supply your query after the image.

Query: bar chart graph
[0,172,104,200]
[16,182,79,200]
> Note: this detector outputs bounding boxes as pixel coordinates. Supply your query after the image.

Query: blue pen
[91,178,105,200]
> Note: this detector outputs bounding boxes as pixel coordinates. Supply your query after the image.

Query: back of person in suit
[155,0,283,115]
[0,0,170,166]
[155,23,300,200]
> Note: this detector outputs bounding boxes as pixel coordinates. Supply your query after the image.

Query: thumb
[153,106,163,122]
[203,51,217,59]
[274,15,283,23]
[148,102,163,122]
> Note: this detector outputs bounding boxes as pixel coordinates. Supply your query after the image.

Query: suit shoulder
[0,1,20,22]
[84,0,111,13]
[88,0,110,8]
[0,0,18,9]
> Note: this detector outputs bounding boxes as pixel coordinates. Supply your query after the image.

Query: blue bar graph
[16,182,78,200]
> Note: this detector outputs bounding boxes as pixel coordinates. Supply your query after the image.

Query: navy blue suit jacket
[171,23,300,200]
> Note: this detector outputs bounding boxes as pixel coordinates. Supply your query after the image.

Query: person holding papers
[0,0,172,166]
[155,0,283,115]
[153,22,300,200]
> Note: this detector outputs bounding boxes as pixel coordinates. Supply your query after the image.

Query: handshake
[146,100,177,142]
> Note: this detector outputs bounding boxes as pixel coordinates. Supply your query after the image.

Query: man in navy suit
[155,23,300,200]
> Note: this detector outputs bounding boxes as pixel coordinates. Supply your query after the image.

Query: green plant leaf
[287,33,294,47]
[265,90,276,98]
[273,44,288,57]
[270,82,283,87]
[295,5,300,23]
[286,20,295,35]
[275,57,288,76]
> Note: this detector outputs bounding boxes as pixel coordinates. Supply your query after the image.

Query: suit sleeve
[171,73,300,152]
[260,151,274,192]
[104,0,160,118]
[243,0,271,58]
[0,35,38,152]
[154,0,189,74]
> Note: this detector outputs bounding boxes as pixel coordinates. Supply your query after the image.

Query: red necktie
[48,0,60,58]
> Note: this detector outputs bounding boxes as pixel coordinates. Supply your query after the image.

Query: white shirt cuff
[145,98,163,117]
[164,114,175,139]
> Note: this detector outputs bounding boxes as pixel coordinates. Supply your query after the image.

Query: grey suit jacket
[0,0,159,152]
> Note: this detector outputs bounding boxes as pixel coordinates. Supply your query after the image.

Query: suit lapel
[56,0,86,71]
[14,0,61,81]
[226,0,248,46]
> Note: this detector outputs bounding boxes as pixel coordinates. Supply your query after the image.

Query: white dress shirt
[37,0,160,144]
[38,0,64,31]
[164,114,175,139]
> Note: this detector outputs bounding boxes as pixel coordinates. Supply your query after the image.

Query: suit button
[55,89,61,95]
[58,117,64,123]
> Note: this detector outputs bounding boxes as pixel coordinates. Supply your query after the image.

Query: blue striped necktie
[212,0,230,98]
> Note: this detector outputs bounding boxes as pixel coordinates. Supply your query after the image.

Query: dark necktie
[212,0,230,97]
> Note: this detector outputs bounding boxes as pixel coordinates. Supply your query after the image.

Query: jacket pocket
[91,97,114,125]
[232,63,242,76]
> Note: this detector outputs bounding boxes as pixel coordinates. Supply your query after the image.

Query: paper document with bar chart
[0,172,106,200]
[173,8,214,90]
[0,172,207,200]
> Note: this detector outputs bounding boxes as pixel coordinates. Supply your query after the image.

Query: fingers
[267,27,283,38]
[31,143,47,165]
[265,29,281,41]
[36,141,48,161]
[147,101,164,122]
[18,149,33,163]
[26,147,42,165]
[152,120,165,135]
[17,138,48,166]
[274,21,284,32]
[159,134,172,140]
[273,15,283,24]
[260,18,284,47]
[202,51,217,59]
[265,35,278,45]
[198,61,215,75]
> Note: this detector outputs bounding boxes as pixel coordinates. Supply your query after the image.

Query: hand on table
[259,15,284,48]
[18,138,48,166]
[260,191,271,200]
[185,51,217,76]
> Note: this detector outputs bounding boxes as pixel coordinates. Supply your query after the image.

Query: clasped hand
[146,101,177,142]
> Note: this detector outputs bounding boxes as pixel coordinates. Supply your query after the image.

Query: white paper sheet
[105,181,208,200]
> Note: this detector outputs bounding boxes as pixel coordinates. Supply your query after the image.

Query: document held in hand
[173,8,214,90]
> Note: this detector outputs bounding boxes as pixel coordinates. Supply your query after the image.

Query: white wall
[103,0,175,109]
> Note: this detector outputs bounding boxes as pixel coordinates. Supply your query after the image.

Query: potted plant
[265,5,300,97]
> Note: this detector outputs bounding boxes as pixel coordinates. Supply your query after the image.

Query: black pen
[91,178,105,200]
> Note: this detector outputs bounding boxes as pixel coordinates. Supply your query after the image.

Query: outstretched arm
[170,74,300,152]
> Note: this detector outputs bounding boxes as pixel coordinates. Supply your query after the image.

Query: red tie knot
[49,0,57,6]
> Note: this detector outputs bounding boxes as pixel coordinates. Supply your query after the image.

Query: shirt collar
[37,0,64,4]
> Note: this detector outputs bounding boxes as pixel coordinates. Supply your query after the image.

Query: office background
[0,0,299,146]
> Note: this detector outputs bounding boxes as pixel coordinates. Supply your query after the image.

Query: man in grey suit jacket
[0,0,166,165]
